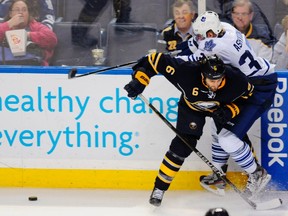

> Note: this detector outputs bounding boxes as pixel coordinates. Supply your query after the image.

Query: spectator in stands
[160,0,196,52]
[72,0,135,48]
[0,0,55,30]
[272,15,288,70]
[216,0,276,47]
[230,0,274,61]
[0,0,58,65]
[275,0,288,26]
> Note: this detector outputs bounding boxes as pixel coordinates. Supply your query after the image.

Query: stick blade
[199,181,226,196]
[255,198,282,210]
[68,68,77,79]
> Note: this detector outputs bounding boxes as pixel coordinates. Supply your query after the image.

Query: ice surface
[0,188,287,216]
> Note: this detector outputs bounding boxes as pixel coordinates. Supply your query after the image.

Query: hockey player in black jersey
[124,53,271,207]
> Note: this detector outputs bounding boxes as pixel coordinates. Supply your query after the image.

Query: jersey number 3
[239,50,261,76]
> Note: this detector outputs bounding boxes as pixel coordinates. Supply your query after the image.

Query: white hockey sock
[230,142,257,173]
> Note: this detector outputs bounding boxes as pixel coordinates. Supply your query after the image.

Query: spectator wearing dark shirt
[230,0,275,61]
[160,0,196,52]
[216,0,276,47]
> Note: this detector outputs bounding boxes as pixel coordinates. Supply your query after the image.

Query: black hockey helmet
[205,207,229,216]
[200,55,225,80]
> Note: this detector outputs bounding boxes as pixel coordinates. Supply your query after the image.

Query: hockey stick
[68,60,137,79]
[138,94,282,210]
[67,49,182,79]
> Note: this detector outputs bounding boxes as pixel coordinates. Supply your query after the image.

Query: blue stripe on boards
[0,66,133,75]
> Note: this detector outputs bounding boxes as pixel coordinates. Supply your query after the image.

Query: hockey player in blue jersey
[178,11,278,196]
[124,53,271,207]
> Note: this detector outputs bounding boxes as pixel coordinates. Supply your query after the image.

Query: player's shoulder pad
[179,58,200,68]
[224,64,248,79]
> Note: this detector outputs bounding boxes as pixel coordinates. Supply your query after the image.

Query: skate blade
[255,198,283,210]
[258,174,271,192]
[200,181,225,196]
[250,174,272,199]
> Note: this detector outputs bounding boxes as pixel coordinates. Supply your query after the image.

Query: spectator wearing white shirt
[272,15,288,70]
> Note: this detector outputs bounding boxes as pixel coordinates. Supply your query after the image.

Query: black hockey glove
[211,107,232,126]
[124,79,145,99]
[124,67,150,99]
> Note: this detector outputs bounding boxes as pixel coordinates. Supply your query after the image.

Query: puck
[28,196,38,201]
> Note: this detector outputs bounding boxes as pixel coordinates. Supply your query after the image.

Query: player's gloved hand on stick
[211,106,232,126]
[124,67,150,99]
[124,79,145,99]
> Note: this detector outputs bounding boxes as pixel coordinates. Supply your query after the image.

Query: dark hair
[4,0,38,21]
[27,0,39,20]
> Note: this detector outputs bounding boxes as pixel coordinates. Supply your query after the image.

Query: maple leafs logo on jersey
[204,40,216,52]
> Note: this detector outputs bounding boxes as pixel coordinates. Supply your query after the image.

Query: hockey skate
[243,165,271,199]
[149,187,165,207]
[199,164,227,196]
